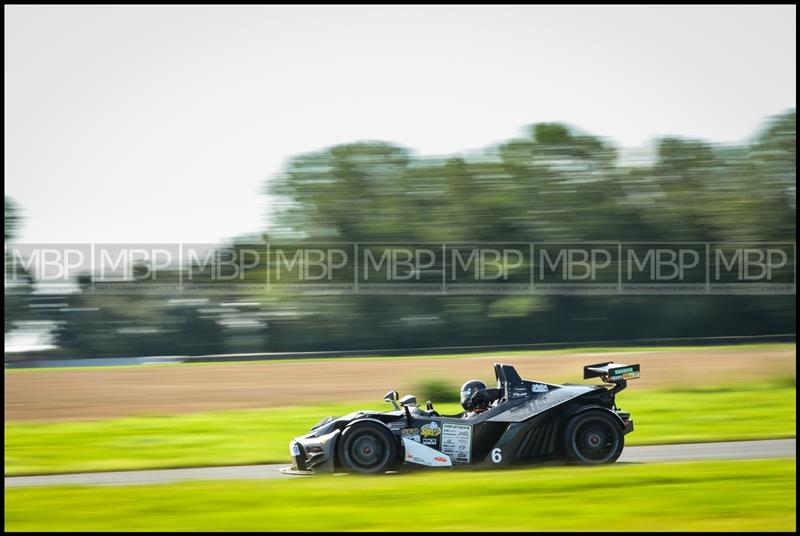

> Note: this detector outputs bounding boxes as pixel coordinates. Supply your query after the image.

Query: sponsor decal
[613,366,634,374]
[422,438,438,446]
[441,423,472,464]
[511,388,528,398]
[403,435,420,443]
[530,383,548,393]
[402,428,421,443]
[608,371,640,381]
[421,422,442,438]
[403,438,452,467]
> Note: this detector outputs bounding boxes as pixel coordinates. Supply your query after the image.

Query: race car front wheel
[562,410,624,464]
[338,421,398,474]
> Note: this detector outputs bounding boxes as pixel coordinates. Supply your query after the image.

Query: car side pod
[401,438,453,467]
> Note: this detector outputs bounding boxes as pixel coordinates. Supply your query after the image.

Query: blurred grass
[5,342,795,373]
[622,376,795,446]
[5,377,794,476]
[4,459,796,531]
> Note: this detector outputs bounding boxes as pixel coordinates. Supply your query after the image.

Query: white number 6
[491,448,502,463]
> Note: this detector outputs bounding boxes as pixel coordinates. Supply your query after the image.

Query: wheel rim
[348,432,388,470]
[571,417,619,462]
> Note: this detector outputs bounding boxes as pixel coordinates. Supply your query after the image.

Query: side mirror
[384,390,400,410]
[399,394,417,407]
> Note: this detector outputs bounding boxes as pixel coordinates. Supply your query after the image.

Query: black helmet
[460,379,487,411]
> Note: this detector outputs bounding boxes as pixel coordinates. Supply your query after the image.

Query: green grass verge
[4,459,796,531]
[5,378,794,476]
[5,342,795,373]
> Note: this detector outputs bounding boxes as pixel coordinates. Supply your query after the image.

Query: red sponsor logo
[434,456,447,463]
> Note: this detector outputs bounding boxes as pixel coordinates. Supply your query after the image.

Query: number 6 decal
[491,448,502,463]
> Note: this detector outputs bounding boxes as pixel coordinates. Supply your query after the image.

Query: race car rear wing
[583,362,640,383]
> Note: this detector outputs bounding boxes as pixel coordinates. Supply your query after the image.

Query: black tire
[562,409,624,464]
[338,421,398,474]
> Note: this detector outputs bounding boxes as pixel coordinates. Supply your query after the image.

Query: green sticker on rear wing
[583,362,641,381]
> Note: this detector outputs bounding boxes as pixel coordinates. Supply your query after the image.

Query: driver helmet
[460,379,487,411]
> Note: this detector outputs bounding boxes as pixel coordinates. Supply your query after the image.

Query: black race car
[282,361,639,475]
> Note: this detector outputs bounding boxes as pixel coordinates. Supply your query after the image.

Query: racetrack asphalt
[5,438,795,488]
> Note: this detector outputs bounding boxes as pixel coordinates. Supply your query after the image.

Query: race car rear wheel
[562,410,624,464]
[338,421,398,474]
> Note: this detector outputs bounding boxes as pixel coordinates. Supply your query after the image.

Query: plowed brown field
[5,346,795,421]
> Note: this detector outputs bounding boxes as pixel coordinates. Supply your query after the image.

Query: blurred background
[4,6,797,363]
[4,5,796,532]
[4,110,796,361]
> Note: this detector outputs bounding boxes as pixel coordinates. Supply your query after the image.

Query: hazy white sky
[4,5,796,244]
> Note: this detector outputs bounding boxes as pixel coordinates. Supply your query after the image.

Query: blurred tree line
[4,110,796,359]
